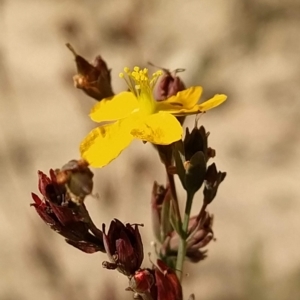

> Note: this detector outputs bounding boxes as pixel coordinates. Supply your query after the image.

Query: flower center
[119,66,162,115]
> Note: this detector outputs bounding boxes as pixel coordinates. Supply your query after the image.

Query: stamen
[119,66,163,100]
[120,68,136,95]
[128,76,137,96]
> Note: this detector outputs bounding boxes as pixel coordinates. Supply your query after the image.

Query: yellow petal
[197,94,227,111]
[164,94,227,116]
[89,92,139,122]
[131,112,182,145]
[80,118,135,167]
[156,86,203,112]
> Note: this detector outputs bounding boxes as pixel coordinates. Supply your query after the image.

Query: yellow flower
[80,67,227,167]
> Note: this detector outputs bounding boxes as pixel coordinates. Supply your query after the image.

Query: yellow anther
[120,66,162,99]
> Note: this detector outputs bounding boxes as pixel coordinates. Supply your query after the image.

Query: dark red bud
[154,69,186,101]
[184,126,208,161]
[38,171,52,196]
[102,219,144,276]
[203,163,226,205]
[31,167,104,253]
[161,214,214,264]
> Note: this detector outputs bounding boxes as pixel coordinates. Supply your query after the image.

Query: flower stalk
[165,164,182,233]
[176,191,194,280]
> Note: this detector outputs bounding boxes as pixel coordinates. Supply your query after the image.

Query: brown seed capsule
[56,159,94,205]
[66,43,114,101]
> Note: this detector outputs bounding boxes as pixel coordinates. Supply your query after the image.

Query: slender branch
[196,202,207,224]
[176,192,194,280]
[165,165,182,225]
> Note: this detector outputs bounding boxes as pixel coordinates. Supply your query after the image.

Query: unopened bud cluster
[152,123,226,269]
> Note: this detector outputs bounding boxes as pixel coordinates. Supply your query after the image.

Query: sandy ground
[1,0,300,299]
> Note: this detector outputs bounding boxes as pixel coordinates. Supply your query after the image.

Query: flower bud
[66,43,114,101]
[203,163,226,205]
[161,214,214,263]
[154,69,186,101]
[102,219,144,276]
[185,214,214,262]
[152,68,186,165]
[184,126,208,161]
[31,167,104,253]
[174,125,218,195]
[154,68,186,127]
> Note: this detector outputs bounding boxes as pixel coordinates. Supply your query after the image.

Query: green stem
[166,168,181,223]
[176,192,194,280]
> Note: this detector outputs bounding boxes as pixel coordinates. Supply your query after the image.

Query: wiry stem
[197,202,208,224]
[176,192,194,280]
[165,166,182,223]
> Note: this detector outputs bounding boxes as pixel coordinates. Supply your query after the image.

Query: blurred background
[1,0,300,299]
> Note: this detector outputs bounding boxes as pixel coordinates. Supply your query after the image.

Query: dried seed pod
[66,43,114,101]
